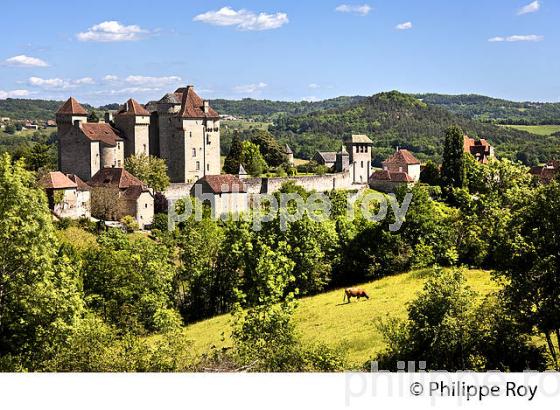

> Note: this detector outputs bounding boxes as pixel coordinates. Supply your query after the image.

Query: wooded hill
[270,91,560,165]
[415,93,560,125]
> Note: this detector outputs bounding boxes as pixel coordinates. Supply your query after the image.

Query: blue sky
[0,0,557,105]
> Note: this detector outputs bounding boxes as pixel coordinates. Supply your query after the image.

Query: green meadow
[501,124,560,136]
[181,268,498,366]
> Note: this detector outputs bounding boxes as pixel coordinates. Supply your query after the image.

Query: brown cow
[343,287,370,303]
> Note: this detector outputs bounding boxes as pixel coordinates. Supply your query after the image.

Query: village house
[464,135,494,163]
[191,174,248,217]
[39,171,90,218]
[369,148,420,192]
[530,160,560,184]
[88,168,154,229]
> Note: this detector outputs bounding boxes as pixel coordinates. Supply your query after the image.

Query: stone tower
[113,98,151,158]
[55,97,88,138]
[284,144,294,165]
[156,86,220,183]
[344,134,373,184]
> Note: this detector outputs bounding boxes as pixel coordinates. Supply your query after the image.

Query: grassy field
[182,268,498,366]
[501,124,560,136]
[221,119,271,131]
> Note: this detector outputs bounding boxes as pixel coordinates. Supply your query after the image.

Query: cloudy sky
[0,0,557,105]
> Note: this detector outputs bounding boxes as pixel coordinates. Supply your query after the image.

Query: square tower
[344,134,373,184]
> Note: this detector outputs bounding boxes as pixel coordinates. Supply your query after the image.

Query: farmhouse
[88,167,154,229]
[39,171,90,218]
[530,160,560,184]
[464,135,494,164]
[191,174,248,217]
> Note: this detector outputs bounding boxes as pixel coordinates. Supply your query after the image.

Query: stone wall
[244,171,355,194]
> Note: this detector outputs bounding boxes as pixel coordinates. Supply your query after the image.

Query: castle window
[196,161,200,171]
[361,161,364,168]
[206,163,210,171]
[189,131,192,138]
[143,144,147,153]
[192,148,196,157]
[206,134,210,145]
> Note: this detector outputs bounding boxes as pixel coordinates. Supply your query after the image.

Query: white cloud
[3,55,48,67]
[103,75,119,81]
[233,82,268,94]
[73,77,95,85]
[396,21,413,30]
[28,76,97,89]
[335,4,372,16]
[517,1,540,15]
[28,77,68,88]
[308,83,320,89]
[302,96,319,102]
[0,89,31,99]
[77,21,150,42]
[124,75,182,87]
[193,7,289,31]
[488,34,544,42]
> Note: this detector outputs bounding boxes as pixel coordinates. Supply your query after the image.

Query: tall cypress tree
[223,131,243,174]
[441,125,466,190]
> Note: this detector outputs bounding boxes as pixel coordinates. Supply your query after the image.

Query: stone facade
[344,134,373,184]
[57,85,220,186]
[39,171,90,218]
[148,86,221,183]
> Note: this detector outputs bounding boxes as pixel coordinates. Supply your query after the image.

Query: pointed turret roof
[56,97,88,116]
[115,98,150,116]
[176,86,219,119]
[238,164,247,175]
[284,144,293,154]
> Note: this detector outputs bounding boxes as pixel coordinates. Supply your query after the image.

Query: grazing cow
[343,287,370,303]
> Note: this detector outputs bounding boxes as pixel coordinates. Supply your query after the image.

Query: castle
[56,85,220,183]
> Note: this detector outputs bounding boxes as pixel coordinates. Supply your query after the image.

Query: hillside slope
[271,91,560,164]
[182,268,497,366]
[416,93,560,125]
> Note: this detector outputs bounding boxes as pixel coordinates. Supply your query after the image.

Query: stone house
[191,174,248,217]
[381,148,421,182]
[57,97,125,181]
[39,171,90,218]
[369,170,415,192]
[369,148,420,192]
[88,168,154,229]
[464,135,494,164]
[312,151,337,169]
[530,160,560,184]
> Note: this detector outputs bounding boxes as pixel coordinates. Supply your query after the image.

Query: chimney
[104,112,113,123]
[203,100,209,114]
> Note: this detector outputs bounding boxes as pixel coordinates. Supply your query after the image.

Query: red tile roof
[39,171,77,189]
[80,123,123,146]
[383,149,420,165]
[370,170,414,182]
[121,185,150,200]
[115,98,150,116]
[56,97,88,115]
[66,174,90,191]
[464,135,493,163]
[176,86,219,119]
[195,174,247,194]
[88,168,146,189]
